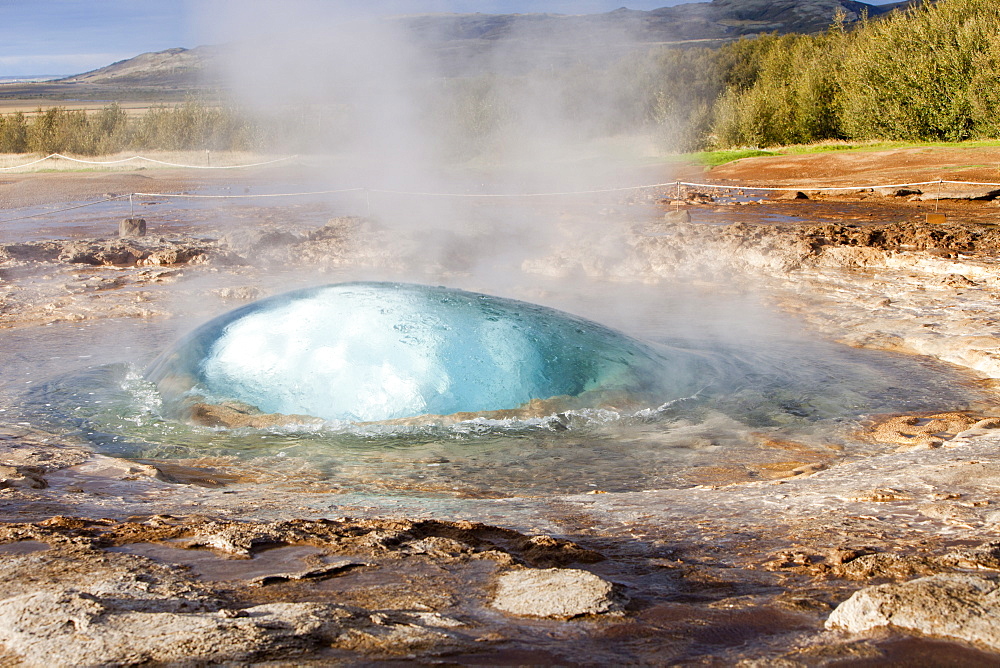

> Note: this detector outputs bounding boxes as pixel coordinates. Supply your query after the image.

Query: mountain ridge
[1,0,920,95]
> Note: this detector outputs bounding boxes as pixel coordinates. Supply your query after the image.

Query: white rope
[2,151,998,192]
[0,153,297,171]
[0,195,128,224]
[64,177,1000,198]
[939,179,1000,187]
[132,184,671,201]
[131,188,364,199]
[134,182,672,200]
[127,155,297,169]
[360,179,1000,198]
[0,155,56,170]
[677,179,1000,192]
[36,154,142,166]
[3,175,999,227]
[680,179,930,192]
[367,183,678,197]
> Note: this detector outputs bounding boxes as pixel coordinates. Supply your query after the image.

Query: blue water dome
[146,282,703,423]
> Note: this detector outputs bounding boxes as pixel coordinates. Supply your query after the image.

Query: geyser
[147,282,702,423]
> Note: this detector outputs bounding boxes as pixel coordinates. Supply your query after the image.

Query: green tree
[838,0,1000,141]
[0,111,28,153]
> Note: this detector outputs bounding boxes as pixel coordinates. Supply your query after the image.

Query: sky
[0,0,900,77]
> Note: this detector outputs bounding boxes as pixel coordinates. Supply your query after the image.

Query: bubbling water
[7,279,988,497]
[146,282,711,423]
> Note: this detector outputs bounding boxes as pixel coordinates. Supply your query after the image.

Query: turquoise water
[5,282,987,496]
[147,283,709,423]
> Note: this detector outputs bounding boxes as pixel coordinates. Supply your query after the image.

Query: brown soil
[4,146,1000,664]
[0,168,280,209]
[658,145,1000,235]
[707,145,1000,187]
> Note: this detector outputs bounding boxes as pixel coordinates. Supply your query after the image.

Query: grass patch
[941,164,994,170]
[780,139,1000,155]
[690,149,777,166]
[680,139,1000,168]
[0,150,271,172]
[779,141,876,155]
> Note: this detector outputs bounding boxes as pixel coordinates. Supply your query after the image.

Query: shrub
[712,0,1000,148]
[0,102,262,156]
[0,111,28,153]
[839,0,1000,142]
[7,1,1000,159]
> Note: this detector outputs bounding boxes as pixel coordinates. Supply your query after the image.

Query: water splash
[146,282,709,423]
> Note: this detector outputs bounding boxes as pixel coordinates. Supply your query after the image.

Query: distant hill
[57,45,223,87]
[1,0,918,100]
[400,0,913,45]
[397,0,917,74]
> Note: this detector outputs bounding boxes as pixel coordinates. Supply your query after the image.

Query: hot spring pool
[5,280,987,497]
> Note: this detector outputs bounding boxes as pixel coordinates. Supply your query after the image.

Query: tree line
[406,0,1000,155]
[0,102,261,155]
[0,0,994,157]
[674,0,1000,148]
[446,0,1000,152]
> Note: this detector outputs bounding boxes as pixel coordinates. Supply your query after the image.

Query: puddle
[110,542,361,582]
[446,650,587,666]
[0,184,362,243]
[836,636,1000,667]
[0,541,51,556]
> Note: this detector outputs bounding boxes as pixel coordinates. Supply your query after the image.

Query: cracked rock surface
[826,574,1000,651]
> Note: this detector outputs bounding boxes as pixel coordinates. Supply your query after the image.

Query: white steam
[193,1,672,291]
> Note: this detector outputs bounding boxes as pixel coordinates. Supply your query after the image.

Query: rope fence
[128,177,1000,200]
[131,188,365,199]
[2,151,998,190]
[0,195,130,224]
[3,175,1000,226]
[677,179,1000,191]
[0,153,297,171]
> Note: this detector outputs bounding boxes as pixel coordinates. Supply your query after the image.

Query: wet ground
[2,152,1000,664]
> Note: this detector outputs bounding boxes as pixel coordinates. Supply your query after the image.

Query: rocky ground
[2,149,1000,664]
